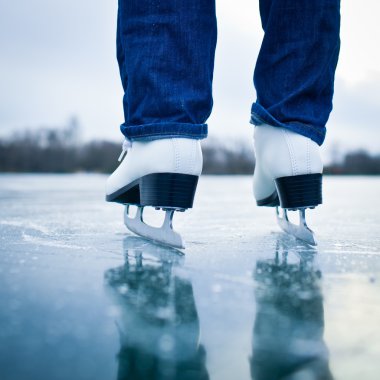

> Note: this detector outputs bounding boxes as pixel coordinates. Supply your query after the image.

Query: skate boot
[253,124,323,245]
[106,138,202,249]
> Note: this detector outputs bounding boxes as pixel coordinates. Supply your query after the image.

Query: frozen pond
[0,174,380,380]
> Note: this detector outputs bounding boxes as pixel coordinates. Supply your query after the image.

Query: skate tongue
[118,138,132,162]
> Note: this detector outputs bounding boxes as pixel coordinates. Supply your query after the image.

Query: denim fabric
[117,0,217,141]
[251,0,341,145]
[117,0,340,145]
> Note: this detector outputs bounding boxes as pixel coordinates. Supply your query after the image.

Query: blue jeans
[117,0,340,146]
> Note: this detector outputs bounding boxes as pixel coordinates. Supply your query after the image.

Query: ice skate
[106,138,202,249]
[253,124,323,245]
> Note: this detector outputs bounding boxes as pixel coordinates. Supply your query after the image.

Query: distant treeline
[0,124,379,174]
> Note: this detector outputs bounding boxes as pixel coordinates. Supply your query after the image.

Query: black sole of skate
[257,173,322,210]
[106,173,199,210]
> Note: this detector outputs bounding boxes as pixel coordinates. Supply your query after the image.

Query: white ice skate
[253,124,323,245]
[106,138,202,249]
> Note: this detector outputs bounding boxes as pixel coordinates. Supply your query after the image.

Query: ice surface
[0,174,380,380]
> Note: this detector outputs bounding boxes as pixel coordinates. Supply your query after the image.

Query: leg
[108,0,217,248]
[117,0,217,141]
[252,0,340,145]
[252,1,341,245]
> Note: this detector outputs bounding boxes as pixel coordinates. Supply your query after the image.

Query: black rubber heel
[275,174,322,209]
[140,173,199,209]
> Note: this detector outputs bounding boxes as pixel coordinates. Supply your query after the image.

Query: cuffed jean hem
[250,103,326,146]
[120,122,208,141]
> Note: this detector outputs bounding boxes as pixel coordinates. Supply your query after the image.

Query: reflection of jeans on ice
[251,241,333,380]
[116,0,340,145]
[104,237,209,380]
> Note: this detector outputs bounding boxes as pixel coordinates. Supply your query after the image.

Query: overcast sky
[0,0,379,158]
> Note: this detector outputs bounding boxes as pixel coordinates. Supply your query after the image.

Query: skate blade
[276,207,317,246]
[124,205,185,249]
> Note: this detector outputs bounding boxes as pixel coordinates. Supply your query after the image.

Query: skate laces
[118,138,132,162]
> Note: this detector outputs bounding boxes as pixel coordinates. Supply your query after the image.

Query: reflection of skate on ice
[251,239,332,380]
[104,236,209,379]
[253,125,323,245]
[106,138,202,249]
